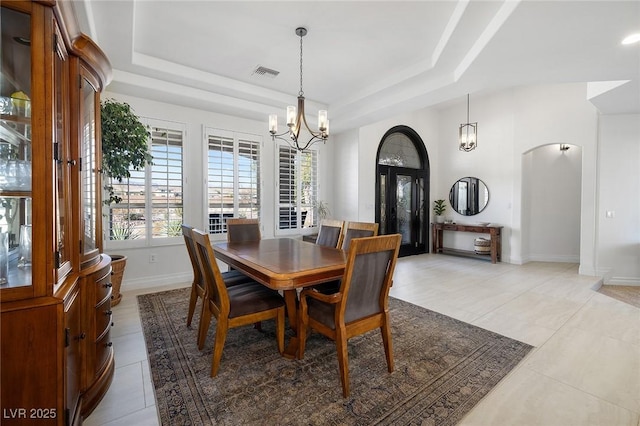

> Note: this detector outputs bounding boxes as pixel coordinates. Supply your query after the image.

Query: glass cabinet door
[54,23,72,282]
[79,70,100,261]
[0,7,32,289]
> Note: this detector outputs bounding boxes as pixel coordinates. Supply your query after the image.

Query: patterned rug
[138,287,532,425]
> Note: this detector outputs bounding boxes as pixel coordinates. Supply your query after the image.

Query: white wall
[596,114,640,284]
[331,129,360,220]
[435,91,517,258]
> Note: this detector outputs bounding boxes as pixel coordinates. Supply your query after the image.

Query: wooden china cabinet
[0,1,113,425]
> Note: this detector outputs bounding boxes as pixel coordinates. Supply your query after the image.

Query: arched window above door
[378,132,422,169]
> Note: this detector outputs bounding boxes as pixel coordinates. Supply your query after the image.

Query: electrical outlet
[149,254,157,263]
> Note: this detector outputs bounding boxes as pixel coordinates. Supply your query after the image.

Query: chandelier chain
[299,33,304,97]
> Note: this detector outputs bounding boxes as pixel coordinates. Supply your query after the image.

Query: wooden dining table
[212,238,346,358]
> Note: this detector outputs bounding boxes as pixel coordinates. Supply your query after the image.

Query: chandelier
[459,94,477,152]
[269,27,329,151]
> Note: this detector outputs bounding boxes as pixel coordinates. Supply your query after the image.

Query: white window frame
[275,142,318,235]
[204,128,262,239]
[105,118,185,249]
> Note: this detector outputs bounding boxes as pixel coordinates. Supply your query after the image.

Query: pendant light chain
[467,94,470,122]
[299,33,304,97]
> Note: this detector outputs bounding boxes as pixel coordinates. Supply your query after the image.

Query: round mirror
[449,177,489,216]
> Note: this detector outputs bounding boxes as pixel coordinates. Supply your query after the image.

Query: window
[107,119,184,243]
[206,128,260,234]
[277,143,318,231]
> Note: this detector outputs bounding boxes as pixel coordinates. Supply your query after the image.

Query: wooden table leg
[282,289,300,359]
[283,290,298,332]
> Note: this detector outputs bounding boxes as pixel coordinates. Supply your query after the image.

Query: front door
[375,126,429,257]
[380,167,426,256]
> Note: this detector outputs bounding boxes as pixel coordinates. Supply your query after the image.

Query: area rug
[138,287,532,425]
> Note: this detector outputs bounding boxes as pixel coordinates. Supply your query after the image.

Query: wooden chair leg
[186,285,198,327]
[197,304,212,350]
[381,316,394,373]
[335,327,350,398]
[210,320,229,377]
[276,308,285,354]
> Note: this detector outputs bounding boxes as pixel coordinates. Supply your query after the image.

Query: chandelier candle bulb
[269,114,278,133]
[318,110,328,131]
[286,106,296,126]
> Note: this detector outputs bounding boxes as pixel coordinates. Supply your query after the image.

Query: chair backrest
[315,219,345,248]
[181,224,203,290]
[192,228,230,314]
[340,221,379,251]
[338,234,401,324]
[226,218,261,243]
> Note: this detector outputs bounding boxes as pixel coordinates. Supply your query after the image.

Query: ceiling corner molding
[454,0,521,81]
[586,80,630,100]
[432,0,469,66]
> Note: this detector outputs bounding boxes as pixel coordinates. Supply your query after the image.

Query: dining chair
[312,221,380,295]
[224,218,263,329]
[315,219,345,248]
[192,229,285,377]
[297,233,401,397]
[340,221,379,251]
[226,218,261,242]
[182,224,253,329]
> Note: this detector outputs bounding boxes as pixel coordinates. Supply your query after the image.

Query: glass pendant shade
[459,94,477,152]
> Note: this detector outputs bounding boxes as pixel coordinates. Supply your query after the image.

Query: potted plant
[433,199,446,223]
[316,200,330,221]
[101,99,152,305]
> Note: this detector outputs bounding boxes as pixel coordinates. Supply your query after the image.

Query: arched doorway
[522,143,581,262]
[375,126,430,257]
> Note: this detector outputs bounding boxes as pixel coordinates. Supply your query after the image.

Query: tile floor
[84,254,640,426]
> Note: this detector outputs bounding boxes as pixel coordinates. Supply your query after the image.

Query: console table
[432,223,503,263]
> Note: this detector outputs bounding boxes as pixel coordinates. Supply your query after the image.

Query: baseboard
[603,276,640,286]
[122,272,192,292]
[528,254,580,263]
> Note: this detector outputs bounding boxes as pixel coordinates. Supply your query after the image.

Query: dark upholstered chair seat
[221,269,255,286]
[227,282,285,318]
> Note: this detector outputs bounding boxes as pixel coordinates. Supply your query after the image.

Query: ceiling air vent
[252,66,280,78]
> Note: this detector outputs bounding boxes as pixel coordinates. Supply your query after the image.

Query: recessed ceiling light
[621,33,640,45]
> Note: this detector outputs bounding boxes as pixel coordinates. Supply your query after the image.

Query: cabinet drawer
[94,266,113,305]
[94,329,113,377]
[95,298,113,340]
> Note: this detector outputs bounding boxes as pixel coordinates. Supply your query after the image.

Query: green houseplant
[433,199,446,223]
[316,200,330,221]
[100,99,152,305]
